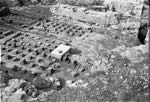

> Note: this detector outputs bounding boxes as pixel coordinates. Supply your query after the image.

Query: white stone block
[51,44,71,59]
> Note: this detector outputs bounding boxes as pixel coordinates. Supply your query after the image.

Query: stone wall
[56,0,104,6]
[51,4,118,26]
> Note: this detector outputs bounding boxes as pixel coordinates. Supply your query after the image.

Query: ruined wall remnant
[51,0,144,26]
[50,4,118,26]
[57,0,105,6]
[104,0,144,14]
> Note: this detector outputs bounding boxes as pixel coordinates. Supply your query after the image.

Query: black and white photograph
[0,0,149,102]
